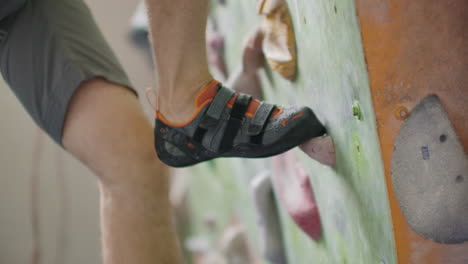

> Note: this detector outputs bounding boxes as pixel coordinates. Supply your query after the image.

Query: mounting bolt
[394,106,409,120]
[352,101,362,121]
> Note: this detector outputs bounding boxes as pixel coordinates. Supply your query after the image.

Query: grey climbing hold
[392,95,468,244]
[250,171,287,264]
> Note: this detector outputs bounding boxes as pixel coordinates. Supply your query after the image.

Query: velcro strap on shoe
[205,86,235,121]
[247,103,275,136]
[219,93,252,151]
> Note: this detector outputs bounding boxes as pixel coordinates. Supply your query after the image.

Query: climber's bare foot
[299,136,336,167]
[230,28,265,100]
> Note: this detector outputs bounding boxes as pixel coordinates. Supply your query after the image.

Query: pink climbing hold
[206,19,228,80]
[299,135,336,167]
[271,151,322,241]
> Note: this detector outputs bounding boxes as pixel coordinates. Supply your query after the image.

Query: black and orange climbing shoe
[154,80,326,167]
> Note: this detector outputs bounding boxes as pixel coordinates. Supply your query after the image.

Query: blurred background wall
[0,1,154,263]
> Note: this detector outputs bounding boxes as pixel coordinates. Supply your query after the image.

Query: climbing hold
[250,171,287,264]
[229,28,265,100]
[186,235,225,264]
[258,0,297,81]
[129,2,153,64]
[219,224,253,264]
[271,151,322,241]
[257,0,284,14]
[185,236,211,255]
[299,135,336,167]
[392,95,468,244]
[206,18,228,80]
[352,100,362,120]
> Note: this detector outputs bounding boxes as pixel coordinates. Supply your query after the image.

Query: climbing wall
[355,1,468,263]
[183,0,397,263]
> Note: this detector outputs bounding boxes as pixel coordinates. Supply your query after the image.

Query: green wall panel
[186,0,397,263]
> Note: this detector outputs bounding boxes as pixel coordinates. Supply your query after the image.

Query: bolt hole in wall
[440,134,447,143]
[394,106,409,120]
[456,175,464,183]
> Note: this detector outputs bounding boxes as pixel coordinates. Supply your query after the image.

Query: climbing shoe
[154,80,326,167]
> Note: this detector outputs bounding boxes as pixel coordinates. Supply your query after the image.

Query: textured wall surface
[186,0,396,263]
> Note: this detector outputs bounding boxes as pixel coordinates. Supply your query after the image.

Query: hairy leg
[63,79,182,264]
[145,0,213,123]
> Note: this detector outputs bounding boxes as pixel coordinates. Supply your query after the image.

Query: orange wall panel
[355,1,468,263]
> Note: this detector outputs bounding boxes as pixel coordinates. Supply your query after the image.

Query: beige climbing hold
[257,0,283,15]
[219,225,253,264]
[258,0,297,81]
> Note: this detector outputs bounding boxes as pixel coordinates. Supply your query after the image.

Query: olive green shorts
[0,0,136,145]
